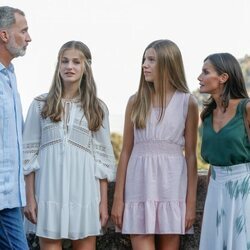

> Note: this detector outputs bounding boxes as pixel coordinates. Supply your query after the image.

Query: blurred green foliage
[111,132,123,164]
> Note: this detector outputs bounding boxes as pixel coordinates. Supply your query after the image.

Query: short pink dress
[122,91,190,234]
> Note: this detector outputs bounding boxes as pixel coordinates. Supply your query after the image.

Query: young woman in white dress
[23,41,116,250]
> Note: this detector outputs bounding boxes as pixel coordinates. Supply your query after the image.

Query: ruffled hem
[25,219,103,240]
[25,200,102,239]
[35,230,103,240]
[122,200,187,234]
[95,163,116,182]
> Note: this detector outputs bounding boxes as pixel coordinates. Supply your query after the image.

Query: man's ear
[219,73,229,84]
[0,29,9,43]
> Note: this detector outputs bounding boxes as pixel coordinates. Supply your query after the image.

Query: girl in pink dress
[111,39,199,250]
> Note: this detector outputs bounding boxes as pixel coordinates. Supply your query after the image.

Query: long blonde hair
[131,39,189,129]
[40,41,104,131]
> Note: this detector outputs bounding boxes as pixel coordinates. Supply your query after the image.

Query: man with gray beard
[0,6,31,250]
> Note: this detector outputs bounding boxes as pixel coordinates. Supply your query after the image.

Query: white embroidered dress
[23,95,116,240]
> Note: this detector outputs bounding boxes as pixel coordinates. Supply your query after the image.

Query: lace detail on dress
[73,124,89,134]
[23,97,116,179]
[93,139,116,168]
[40,124,62,149]
[23,143,40,156]
[43,124,59,131]
[92,137,116,181]
[40,139,62,150]
[68,141,92,154]
[68,122,92,154]
[24,157,37,165]
[23,143,40,165]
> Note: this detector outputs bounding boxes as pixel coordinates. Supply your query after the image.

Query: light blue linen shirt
[0,62,26,210]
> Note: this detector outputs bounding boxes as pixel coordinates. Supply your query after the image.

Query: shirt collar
[0,62,14,73]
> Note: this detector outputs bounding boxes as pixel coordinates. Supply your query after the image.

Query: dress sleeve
[23,100,41,175]
[92,103,116,182]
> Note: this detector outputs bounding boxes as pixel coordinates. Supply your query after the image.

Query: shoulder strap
[243,99,250,143]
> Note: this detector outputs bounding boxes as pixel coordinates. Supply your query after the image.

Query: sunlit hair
[0,6,24,29]
[201,53,249,121]
[40,40,104,131]
[131,39,189,129]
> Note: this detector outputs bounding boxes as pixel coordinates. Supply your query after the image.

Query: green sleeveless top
[201,99,250,166]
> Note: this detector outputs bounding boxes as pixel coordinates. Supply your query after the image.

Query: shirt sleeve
[92,103,116,182]
[23,99,41,175]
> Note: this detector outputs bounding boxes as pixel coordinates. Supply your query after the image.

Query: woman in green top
[198,53,250,250]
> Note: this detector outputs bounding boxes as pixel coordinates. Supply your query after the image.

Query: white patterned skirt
[199,162,250,250]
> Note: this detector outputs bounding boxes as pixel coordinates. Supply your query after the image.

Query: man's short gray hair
[0,6,25,29]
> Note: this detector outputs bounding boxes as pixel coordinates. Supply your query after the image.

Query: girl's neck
[62,86,79,100]
[153,80,175,94]
[151,88,176,107]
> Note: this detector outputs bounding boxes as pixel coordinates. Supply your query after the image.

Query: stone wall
[27,170,208,250]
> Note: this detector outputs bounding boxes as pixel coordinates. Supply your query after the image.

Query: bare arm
[24,172,37,224]
[184,95,199,231]
[99,179,109,227]
[111,97,134,229]
[206,166,211,186]
[246,101,250,128]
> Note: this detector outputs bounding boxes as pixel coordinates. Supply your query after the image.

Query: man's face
[6,12,31,58]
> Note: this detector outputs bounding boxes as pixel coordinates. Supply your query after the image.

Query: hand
[111,199,124,230]
[185,201,196,231]
[99,201,109,227]
[24,197,37,224]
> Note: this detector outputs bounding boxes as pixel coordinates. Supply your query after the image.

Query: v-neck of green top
[210,100,242,134]
[201,99,250,166]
